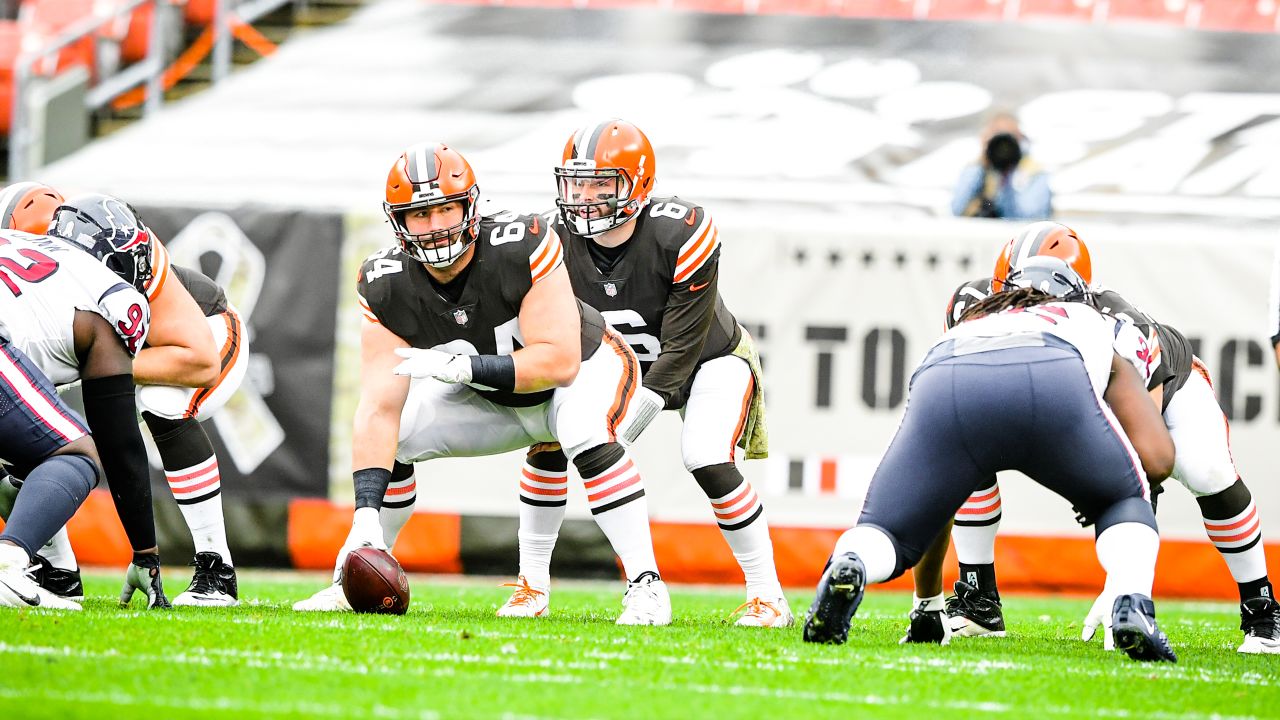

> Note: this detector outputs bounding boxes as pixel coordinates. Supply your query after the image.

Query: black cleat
[945,580,1006,637]
[1238,596,1280,654]
[173,552,239,607]
[31,555,84,601]
[1111,593,1176,662]
[900,602,951,645]
[802,553,866,645]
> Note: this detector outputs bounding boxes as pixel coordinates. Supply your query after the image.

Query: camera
[984,132,1023,174]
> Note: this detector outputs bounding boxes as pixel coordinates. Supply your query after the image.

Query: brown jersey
[172,265,228,318]
[358,211,606,408]
[553,195,740,409]
[945,276,1193,411]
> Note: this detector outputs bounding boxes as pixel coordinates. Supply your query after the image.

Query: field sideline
[1,570,1275,719]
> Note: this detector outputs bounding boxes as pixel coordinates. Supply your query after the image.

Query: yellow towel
[732,327,769,460]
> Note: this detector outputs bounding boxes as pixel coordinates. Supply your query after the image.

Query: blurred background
[2,0,1278,598]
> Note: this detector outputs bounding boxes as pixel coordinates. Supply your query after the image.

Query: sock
[1197,479,1270,599]
[518,450,569,589]
[38,526,78,571]
[145,414,233,565]
[0,454,96,558]
[953,481,1001,594]
[912,593,946,612]
[1095,521,1159,597]
[833,525,897,584]
[574,443,658,581]
[379,461,417,550]
[693,463,781,598]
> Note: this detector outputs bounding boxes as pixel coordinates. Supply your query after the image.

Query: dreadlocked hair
[958,287,1056,323]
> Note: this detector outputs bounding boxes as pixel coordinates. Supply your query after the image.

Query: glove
[1081,589,1116,650]
[392,347,472,384]
[618,386,665,445]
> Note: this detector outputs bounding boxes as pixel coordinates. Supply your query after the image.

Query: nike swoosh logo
[1139,613,1155,634]
[685,208,697,226]
[689,281,709,292]
[0,578,40,606]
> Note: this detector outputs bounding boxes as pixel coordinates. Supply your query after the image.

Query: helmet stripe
[0,182,38,229]
[1013,222,1056,267]
[582,120,612,162]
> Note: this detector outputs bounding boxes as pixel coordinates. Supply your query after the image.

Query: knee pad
[691,463,741,499]
[142,411,190,440]
[572,442,625,478]
[1094,495,1158,535]
[526,448,568,474]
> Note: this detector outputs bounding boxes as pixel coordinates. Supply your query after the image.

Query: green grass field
[1,571,1275,719]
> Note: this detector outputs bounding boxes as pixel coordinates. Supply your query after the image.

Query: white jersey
[0,230,150,384]
[939,301,1152,396]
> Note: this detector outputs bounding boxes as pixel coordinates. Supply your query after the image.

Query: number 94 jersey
[0,230,150,385]
[357,211,606,408]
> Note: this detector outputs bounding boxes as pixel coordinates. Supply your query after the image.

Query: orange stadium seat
[186,0,216,25]
[1016,0,1096,23]
[1197,0,1279,32]
[0,20,22,134]
[1105,0,1191,25]
[836,0,917,20]
[925,0,1009,22]
[118,1,155,63]
[18,0,98,79]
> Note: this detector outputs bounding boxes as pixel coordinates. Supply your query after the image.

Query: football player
[909,222,1279,655]
[0,228,160,609]
[0,186,246,607]
[495,119,786,626]
[805,258,1178,662]
[292,142,670,624]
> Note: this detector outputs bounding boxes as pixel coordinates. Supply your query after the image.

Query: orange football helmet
[991,221,1091,293]
[0,181,64,235]
[555,119,655,237]
[383,142,481,267]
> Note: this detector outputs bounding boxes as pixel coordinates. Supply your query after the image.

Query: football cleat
[945,581,1006,637]
[173,552,239,607]
[292,581,352,612]
[733,596,795,628]
[616,571,672,626]
[802,552,866,645]
[900,602,952,645]
[31,555,84,601]
[0,549,81,611]
[119,556,172,609]
[1238,596,1280,655]
[496,575,549,618]
[1111,593,1176,662]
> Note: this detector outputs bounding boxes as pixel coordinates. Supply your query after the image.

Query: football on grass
[342,546,410,614]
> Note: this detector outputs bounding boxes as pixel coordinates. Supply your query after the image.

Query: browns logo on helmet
[992,221,1092,293]
[0,181,64,235]
[383,142,481,267]
[555,119,655,237]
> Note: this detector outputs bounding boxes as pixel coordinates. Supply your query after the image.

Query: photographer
[951,112,1053,220]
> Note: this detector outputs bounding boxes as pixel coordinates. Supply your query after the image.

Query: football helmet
[992,221,1091,293]
[0,181,64,235]
[1003,255,1090,302]
[47,193,154,293]
[555,119,655,237]
[383,142,481,267]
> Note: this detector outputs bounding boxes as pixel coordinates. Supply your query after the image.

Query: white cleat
[0,550,81,611]
[616,571,671,626]
[496,575,549,618]
[292,581,352,612]
[734,596,795,628]
[1238,597,1280,654]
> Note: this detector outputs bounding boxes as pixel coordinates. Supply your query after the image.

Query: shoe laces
[499,577,545,607]
[732,597,782,622]
[623,573,662,607]
[1241,597,1280,637]
[946,581,999,613]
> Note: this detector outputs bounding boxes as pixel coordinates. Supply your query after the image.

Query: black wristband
[469,354,516,391]
[353,467,393,510]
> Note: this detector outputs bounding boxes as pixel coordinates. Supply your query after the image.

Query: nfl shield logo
[604,282,617,297]
[453,309,468,325]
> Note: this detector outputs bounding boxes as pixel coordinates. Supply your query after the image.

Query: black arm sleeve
[643,251,719,407]
[82,374,156,552]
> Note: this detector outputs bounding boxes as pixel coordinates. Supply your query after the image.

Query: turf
[0,571,1274,720]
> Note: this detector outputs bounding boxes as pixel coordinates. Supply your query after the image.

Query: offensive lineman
[293,142,671,624]
[497,119,787,626]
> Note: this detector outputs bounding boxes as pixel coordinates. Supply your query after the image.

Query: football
[341,546,410,615]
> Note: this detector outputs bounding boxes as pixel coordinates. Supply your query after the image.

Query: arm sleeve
[642,252,719,407]
[950,165,984,217]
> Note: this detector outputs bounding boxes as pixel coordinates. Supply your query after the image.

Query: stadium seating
[0,20,21,134]
[17,0,99,79]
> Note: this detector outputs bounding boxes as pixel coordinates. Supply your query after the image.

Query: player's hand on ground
[1082,590,1116,650]
[393,348,472,384]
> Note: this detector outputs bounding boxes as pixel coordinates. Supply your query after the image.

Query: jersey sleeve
[143,236,173,303]
[672,207,719,284]
[645,246,720,405]
[1112,318,1159,387]
[528,221,563,285]
[98,283,150,356]
[357,248,404,325]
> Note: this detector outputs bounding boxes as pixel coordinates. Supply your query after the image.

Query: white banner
[332,212,1279,541]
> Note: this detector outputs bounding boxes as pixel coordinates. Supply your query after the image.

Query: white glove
[1081,589,1116,651]
[618,386,665,445]
[392,347,473,384]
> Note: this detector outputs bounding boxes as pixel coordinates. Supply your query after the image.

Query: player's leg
[680,354,789,627]
[901,521,953,645]
[1165,362,1277,654]
[551,330,667,626]
[0,338,100,611]
[0,469,83,600]
[498,445,567,618]
[947,476,1006,637]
